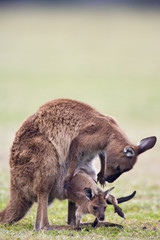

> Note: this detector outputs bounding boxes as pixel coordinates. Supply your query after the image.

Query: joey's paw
[97,173,106,187]
[114,205,125,219]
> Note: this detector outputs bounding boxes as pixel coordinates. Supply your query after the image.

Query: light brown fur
[67,169,125,230]
[0,98,156,230]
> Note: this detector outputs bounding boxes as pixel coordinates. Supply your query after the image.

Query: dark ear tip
[146,136,157,142]
[153,136,157,142]
[150,136,157,146]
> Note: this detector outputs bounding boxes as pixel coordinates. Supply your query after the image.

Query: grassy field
[0,5,160,239]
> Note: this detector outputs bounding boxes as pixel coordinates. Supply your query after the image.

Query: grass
[0,5,160,239]
[0,176,160,240]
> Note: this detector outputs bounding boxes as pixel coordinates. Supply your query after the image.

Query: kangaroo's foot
[80,221,123,229]
[99,222,123,229]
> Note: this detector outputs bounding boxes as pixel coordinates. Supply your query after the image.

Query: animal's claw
[97,172,106,187]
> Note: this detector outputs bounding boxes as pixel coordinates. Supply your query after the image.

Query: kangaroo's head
[104,135,157,183]
[84,187,114,221]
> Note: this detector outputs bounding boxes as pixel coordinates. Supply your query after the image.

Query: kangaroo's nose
[99,216,104,221]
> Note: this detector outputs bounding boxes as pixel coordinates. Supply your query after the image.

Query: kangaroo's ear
[84,188,94,200]
[104,187,115,198]
[137,136,157,155]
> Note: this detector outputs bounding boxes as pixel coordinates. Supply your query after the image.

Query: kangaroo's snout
[105,172,122,183]
[99,215,105,221]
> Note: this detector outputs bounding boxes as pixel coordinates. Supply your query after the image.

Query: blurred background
[0,1,159,193]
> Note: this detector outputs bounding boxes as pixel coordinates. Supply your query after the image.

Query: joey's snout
[99,215,105,221]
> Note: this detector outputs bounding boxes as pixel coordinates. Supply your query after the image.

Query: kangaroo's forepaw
[114,205,125,219]
[97,172,106,187]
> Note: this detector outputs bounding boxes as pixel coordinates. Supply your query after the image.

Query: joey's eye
[116,165,121,172]
[104,206,106,211]
[93,206,98,210]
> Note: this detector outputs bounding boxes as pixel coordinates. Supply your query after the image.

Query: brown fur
[67,169,124,230]
[0,98,156,230]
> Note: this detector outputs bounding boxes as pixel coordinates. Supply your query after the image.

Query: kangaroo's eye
[93,206,98,210]
[104,206,106,211]
[124,146,135,157]
[116,165,121,172]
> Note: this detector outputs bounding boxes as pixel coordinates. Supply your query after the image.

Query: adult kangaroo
[0,99,156,230]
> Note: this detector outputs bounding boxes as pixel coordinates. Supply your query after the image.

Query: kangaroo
[0,98,156,230]
[66,168,135,230]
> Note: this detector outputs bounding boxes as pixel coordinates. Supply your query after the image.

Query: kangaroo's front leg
[67,200,76,225]
[75,207,83,231]
[64,124,107,190]
[97,152,106,186]
[92,218,99,227]
[107,194,125,219]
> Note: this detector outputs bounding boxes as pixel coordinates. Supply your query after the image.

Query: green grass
[0,175,160,240]
[0,5,160,239]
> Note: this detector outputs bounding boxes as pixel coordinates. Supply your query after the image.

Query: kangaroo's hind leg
[34,192,51,231]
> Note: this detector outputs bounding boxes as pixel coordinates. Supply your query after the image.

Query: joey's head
[84,187,114,221]
[104,136,157,183]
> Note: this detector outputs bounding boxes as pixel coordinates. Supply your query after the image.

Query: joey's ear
[137,136,157,155]
[84,188,94,200]
[104,187,115,198]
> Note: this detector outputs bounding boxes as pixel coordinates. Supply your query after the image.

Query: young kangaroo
[0,98,156,230]
[66,168,134,230]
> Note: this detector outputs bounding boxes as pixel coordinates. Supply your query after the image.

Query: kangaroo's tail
[0,190,32,224]
[107,191,136,205]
